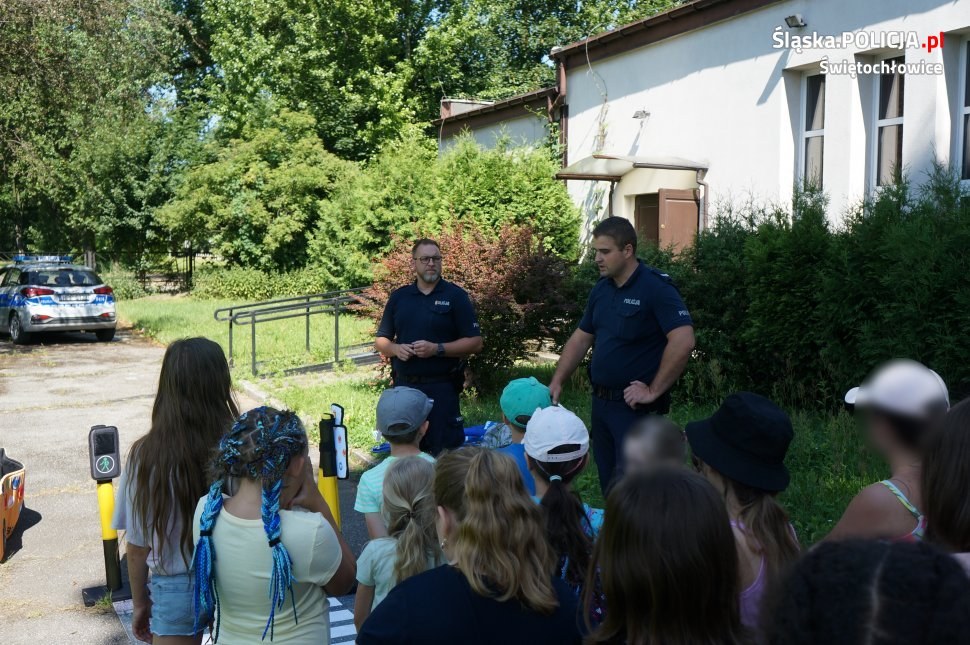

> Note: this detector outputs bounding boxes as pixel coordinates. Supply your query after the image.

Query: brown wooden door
[659,188,699,252]
[634,193,660,246]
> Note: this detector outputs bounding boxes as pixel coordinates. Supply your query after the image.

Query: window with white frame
[875,56,905,186]
[961,41,970,181]
[801,73,825,188]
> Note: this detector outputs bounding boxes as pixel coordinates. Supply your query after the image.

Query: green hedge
[612,167,970,409]
[190,265,341,301]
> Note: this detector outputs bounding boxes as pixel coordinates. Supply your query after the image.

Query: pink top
[731,520,768,631]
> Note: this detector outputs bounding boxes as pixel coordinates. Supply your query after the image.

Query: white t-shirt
[192,497,343,644]
[112,467,192,575]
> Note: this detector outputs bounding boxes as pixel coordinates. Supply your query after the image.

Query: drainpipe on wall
[555,59,568,168]
[608,180,617,216]
[695,169,709,230]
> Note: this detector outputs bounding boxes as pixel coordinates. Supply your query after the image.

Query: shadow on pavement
[2,506,42,563]
[0,329,135,356]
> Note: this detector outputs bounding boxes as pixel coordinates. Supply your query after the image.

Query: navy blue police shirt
[579,261,692,389]
[376,279,480,378]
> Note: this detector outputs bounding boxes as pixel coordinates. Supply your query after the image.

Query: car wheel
[95,328,115,342]
[9,314,30,345]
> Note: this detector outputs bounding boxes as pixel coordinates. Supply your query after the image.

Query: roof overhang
[556,154,708,181]
[433,87,558,127]
[550,0,783,68]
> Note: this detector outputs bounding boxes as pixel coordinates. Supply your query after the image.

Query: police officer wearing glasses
[549,217,695,493]
[375,239,483,456]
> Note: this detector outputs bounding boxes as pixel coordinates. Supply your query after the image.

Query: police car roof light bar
[13,254,74,264]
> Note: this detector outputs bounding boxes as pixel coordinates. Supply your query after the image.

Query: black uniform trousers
[591,389,671,494]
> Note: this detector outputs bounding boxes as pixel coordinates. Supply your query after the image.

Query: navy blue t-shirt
[356,564,583,645]
[579,262,692,389]
[376,279,481,378]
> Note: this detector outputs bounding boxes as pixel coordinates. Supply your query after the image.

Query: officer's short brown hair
[592,217,637,253]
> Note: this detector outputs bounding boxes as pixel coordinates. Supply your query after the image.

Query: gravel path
[0,328,254,643]
[0,325,368,644]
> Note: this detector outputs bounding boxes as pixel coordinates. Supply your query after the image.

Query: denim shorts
[149,572,200,636]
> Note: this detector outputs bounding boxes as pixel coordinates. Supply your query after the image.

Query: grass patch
[117,294,372,378]
[117,294,881,546]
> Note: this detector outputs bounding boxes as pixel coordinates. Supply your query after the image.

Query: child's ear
[436,505,455,539]
[419,420,430,438]
[287,454,307,477]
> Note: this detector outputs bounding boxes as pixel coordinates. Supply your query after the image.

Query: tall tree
[158,109,353,270]
[201,0,446,159]
[199,0,687,159]
[408,0,687,122]
[0,0,181,251]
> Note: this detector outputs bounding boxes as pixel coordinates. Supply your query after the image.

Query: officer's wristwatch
[437,342,445,357]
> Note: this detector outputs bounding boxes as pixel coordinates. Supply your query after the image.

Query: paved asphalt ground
[0,327,370,644]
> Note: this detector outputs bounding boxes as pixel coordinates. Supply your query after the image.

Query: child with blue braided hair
[192,406,355,643]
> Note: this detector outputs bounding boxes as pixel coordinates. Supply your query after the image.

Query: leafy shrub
[308,134,581,289]
[741,190,834,406]
[822,168,970,399]
[438,137,581,260]
[275,265,340,296]
[191,266,275,301]
[158,109,354,272]
[191,264,354,301]
[562,168,970,410]
[100,266,148,300]
[359,223,582,390]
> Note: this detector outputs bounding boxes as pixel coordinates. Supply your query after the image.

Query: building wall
[438,114,550,153]
[564,0,970,233]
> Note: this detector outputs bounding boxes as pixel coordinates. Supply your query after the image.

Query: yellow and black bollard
[82,425,127,606]
[97,479,121,591]
[318,404,349,528]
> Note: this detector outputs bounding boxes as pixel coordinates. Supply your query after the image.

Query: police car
[0,256,116,344]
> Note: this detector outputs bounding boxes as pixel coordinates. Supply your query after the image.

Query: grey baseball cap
[376,387,434,436]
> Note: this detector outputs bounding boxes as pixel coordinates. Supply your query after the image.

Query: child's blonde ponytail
[382,457,442,584]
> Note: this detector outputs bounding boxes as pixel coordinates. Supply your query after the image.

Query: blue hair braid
[194,406,308,642]
[261,476,297,640]
[193,479,225,640]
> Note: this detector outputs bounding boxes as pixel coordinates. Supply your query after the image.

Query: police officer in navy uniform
[549,217,695,493]
[375,238,483,456]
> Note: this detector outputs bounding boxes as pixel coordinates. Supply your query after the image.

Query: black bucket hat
[685,392,793,492]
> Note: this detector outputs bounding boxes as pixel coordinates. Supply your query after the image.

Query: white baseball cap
[523,405,590,463]
[845,359,949,419]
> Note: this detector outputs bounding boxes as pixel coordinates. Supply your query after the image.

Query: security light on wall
[633,109,651,120]
[784,14,807,28]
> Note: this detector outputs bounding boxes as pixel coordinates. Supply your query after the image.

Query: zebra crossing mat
[114,594,359,643]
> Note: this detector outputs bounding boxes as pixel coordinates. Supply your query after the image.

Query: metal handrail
[214,287,375,376]
[213,288,366,322]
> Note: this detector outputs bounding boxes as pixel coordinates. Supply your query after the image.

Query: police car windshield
[21,268,102,287]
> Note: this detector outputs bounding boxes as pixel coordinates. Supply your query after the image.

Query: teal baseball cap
[500,377,552,429]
